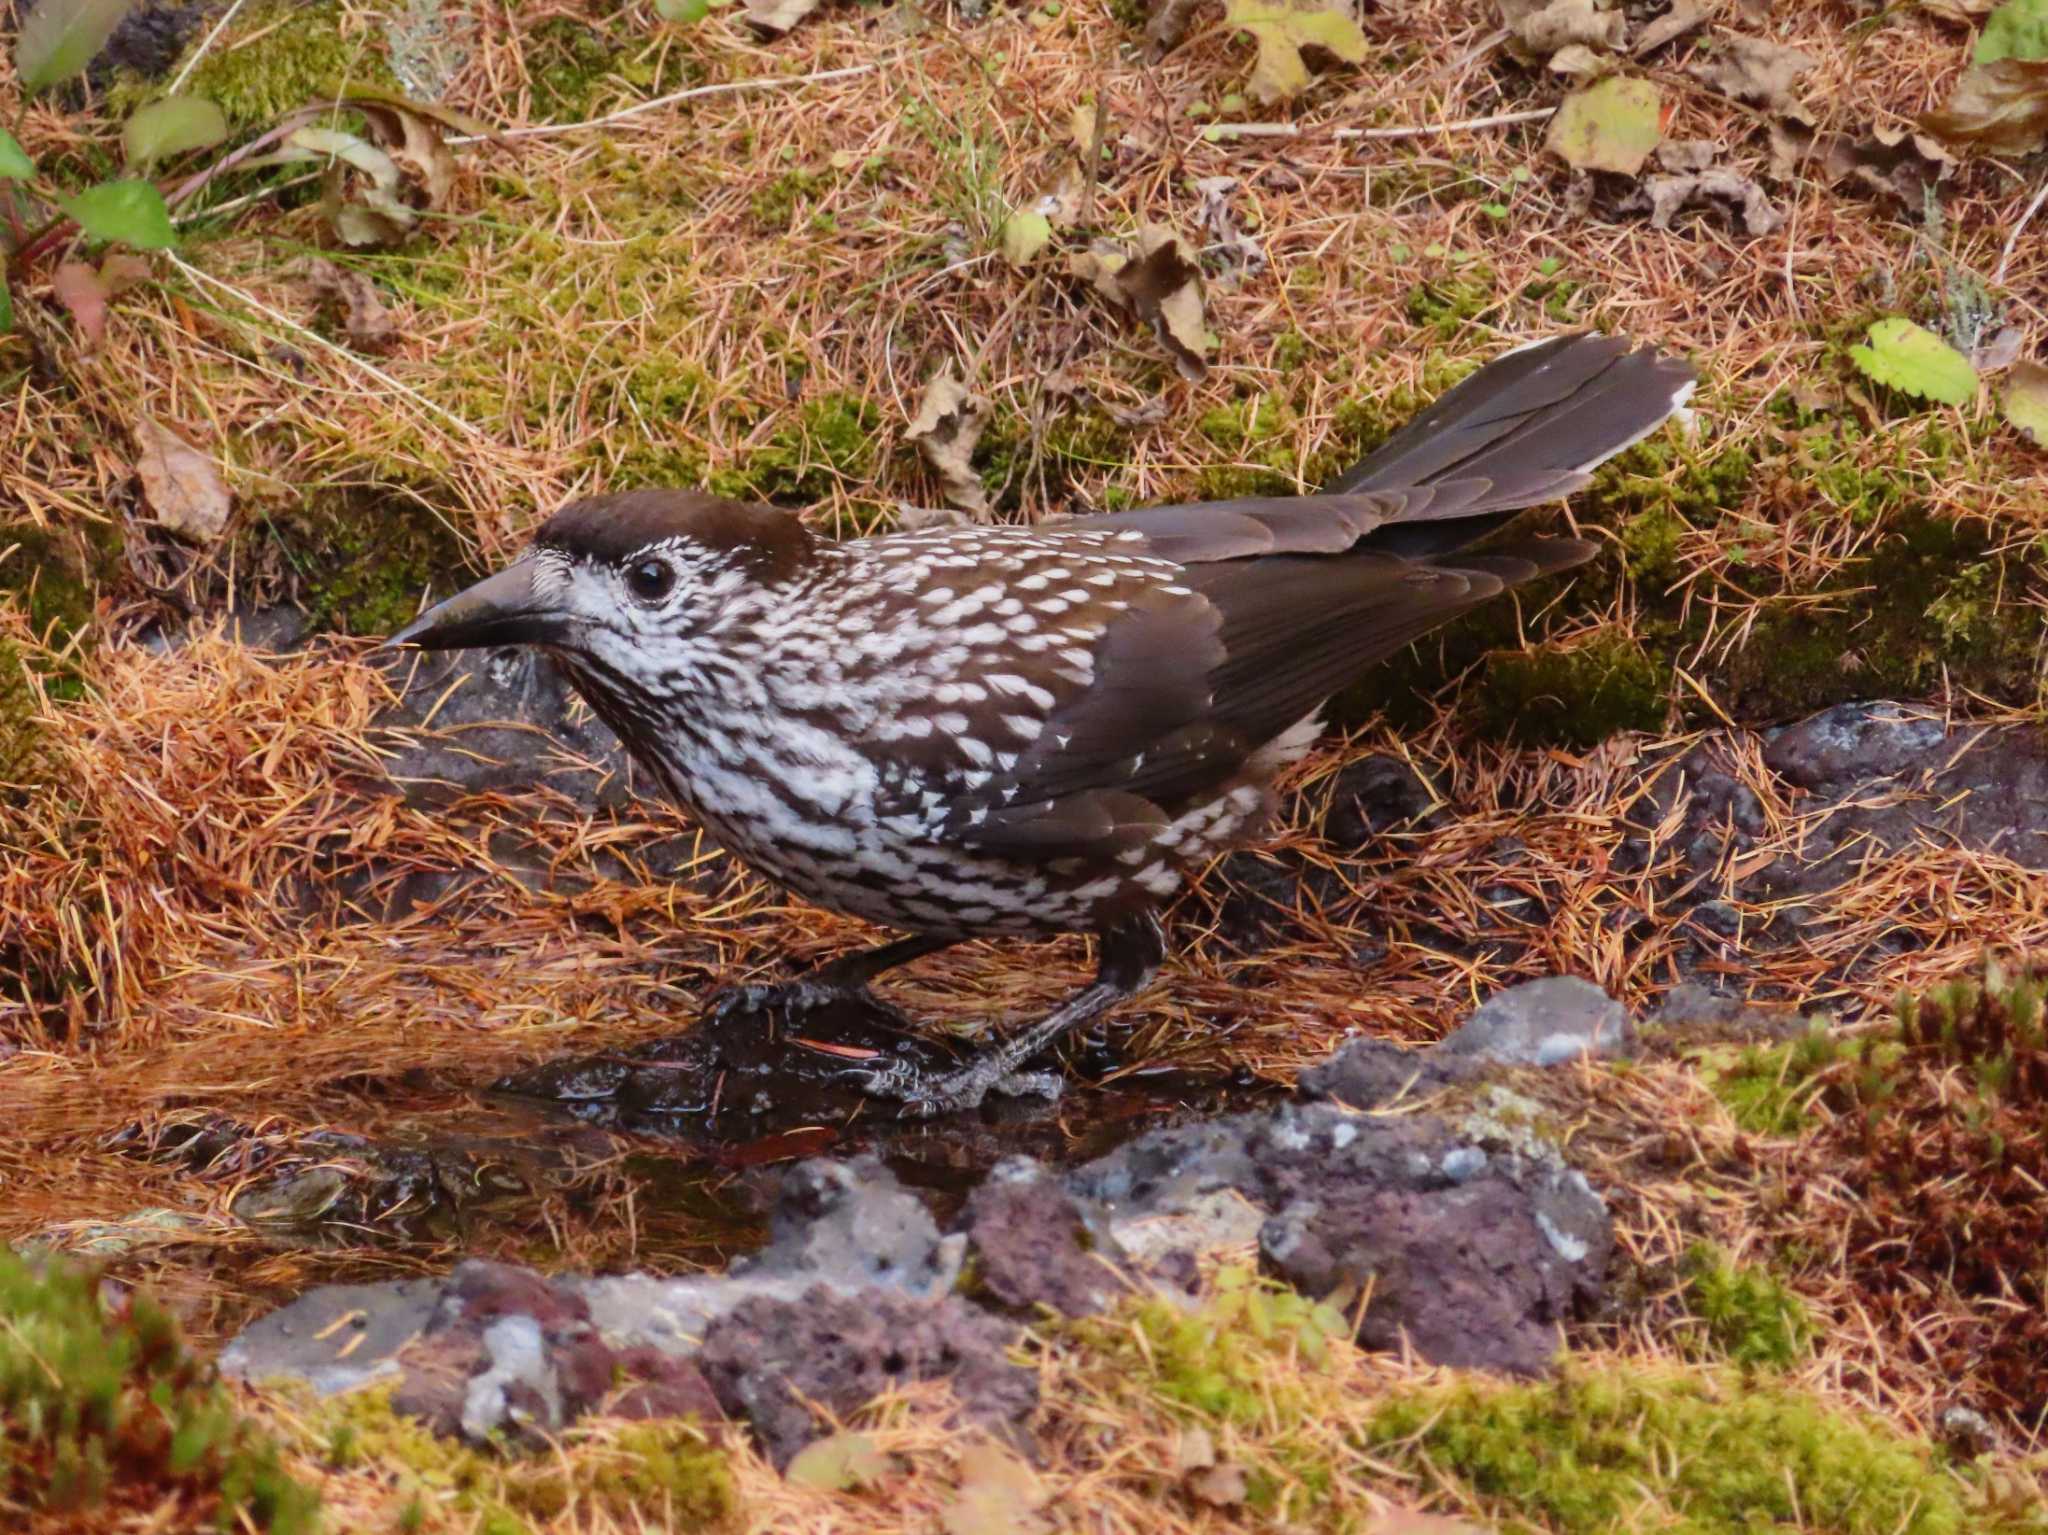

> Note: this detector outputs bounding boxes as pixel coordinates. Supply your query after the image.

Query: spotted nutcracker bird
[388,332,1696,1114]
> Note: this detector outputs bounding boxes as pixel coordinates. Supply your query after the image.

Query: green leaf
[1222,0,1369,105]
[1978,0,2048,63]
[1849,318,1979,407]
[1545,75,1665,175]
[123,96,228,167]
[0,129,35,181]
[58,180,179,250]
[0,275,12,335]
[15,0,139,93]
[2002,359,2048,443]
[999,209,1052,266]
[656,0,711,19]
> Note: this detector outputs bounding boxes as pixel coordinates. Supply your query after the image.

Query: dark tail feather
[1331,333,1696,559]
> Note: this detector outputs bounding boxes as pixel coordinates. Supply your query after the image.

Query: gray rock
[219,1278,442,1397]
[1297,1037,1483,1110]
[696,1286,1037,1469]
[1067,1099,1610,1376]
[1435,976,1634,1067]
[738,1156,962,1295]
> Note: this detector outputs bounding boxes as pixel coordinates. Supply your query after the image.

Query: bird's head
[384,489,816,655]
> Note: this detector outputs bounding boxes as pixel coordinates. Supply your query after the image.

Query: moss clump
[253,489,474,638]
[179,1,398,126]
[709,393,879,504]
[1363,1365,2011,1535]
[1194,392,1298,498]
[1,520,120,644]
[318,1386,732,1530]
[1468,631,1667,748]
[1697,1024,1851,1136]
[0,1248,319,1531]
[522,18,629,122]
[1404,267,1496,338]
[751,168,825,230]
[1681,1244,1812,1369]
[1581,438,1754,529]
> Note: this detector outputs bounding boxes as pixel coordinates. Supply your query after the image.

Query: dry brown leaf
[294,257,399,352]
[51,260,108,349]
[1145,0,1208,57]
[355,101,457,210]
[942,1444,1050,1535]
[1923,58,2048,155]
[904,366,991,519]
[1188,1461,1250,1507]
[1195,176,1266,282]
[1068,225,1212,381]
[1620,166,1785,236]
[133,417,232,543]
[1367,1510,1497,1535]
[1773,120,1953,207]
[1632,0,1705,56]
[1689,33,1815,112]
[2004,359,2048,444]
[743,0,821,36]
[1501,0,1625,58]
[99,252,150,295]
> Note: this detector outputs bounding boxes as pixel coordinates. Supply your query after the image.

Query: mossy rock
[249,486,477,638]
[1363,1363,2024,1535]
[174,1,400,127]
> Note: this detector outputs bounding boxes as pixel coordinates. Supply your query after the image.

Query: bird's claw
[845,1061,1065,1119]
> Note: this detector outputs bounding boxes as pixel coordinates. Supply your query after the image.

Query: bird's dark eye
[625,558,675,604]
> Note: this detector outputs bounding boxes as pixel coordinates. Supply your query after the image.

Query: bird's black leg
[799,933,958,992]
[854,915,1165,1117]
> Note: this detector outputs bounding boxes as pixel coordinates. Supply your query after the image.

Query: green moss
[751,168,825,230]
[1404,265,1496,338]
[1362,1364,2022,1535]
[253,488,474,638]
[707,393,879,505]
[317,1386,731,1530]
[1194,392,1300,498]
[522,19,627,122]
[1681,1244,1812,1369]
[178,2,398,127]
[0,522,113,644]
[1467,630,1667,748]
[0,1249,320,1531]
[1697,1025,1851,1136]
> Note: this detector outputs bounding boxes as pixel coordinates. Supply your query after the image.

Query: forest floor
[4,0,2048,1530]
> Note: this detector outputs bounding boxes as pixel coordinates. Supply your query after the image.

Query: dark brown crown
[535,489,816,581]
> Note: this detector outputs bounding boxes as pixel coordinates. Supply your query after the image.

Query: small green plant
[0,1247,320,1530]
[1680,1243,1812,1369]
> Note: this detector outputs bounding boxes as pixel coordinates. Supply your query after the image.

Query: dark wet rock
[695,1287,1036,1469]
[1321,752,1446,849]
[958,1157,1131,1317]
[1296,1037,1483,1109]
[1637,701,2048,912]
[1068,1100,1610,1376]
[93,3,219,84]
[373,646,630,811]
[1435,976,1634,1067]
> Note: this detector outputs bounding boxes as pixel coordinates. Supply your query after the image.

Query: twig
[1079,89,1109,229]
[167,0,255,96]
[1995,178,2048,288]
[164,251,486,442]
[464,64,879,143]
[1201,106,1556,144]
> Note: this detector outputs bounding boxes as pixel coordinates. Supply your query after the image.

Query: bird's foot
[849,1055,1066,1118]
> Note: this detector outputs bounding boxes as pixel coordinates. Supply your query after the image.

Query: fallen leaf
[1000,209,1053,267]
[1188,1461,1250,1506]
[15,0,136,93]
[1922,57,2048,154]
[1176,1425,1218,1472]
[1194,175,1266,282]
[1689,34,1816,112]
[0,128,34,181]
[122,95,227,168]
[1068,224,1212,381]
[786,1430,892,1491]
[1546,43,1611,76]
[1620,166,1784,236]
[1850,317,1979,406]
[942,1445,1051,1535]
[1772,121,1953,206]
[1223,0,1369,105]
[1656,138,1717,173]
[2003,359,2048,443]
[1632,0,1705,55]
[293,257,398,351]
[1501,0,1625,60]
[1546,75,1664,175]
[1100,394,1170,427]
[1366,1509,1497,1534]
[133,417,233,542]
[904,366,991,518]
[355,99,458,210]
[742,0,820,35]
[1977,0,2048,62]
[51,260,108,348]
[1974,324,2026,374]
[99,252,150,295]
[1145,0,1206,57]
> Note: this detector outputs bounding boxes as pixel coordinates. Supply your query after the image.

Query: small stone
[959,1158,1130,1316]
[1435,976,1634,1067]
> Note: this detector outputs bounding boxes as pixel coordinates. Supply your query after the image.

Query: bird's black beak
[382,559,565,651]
